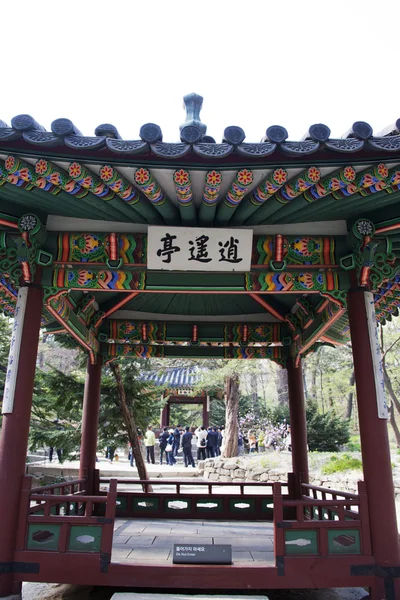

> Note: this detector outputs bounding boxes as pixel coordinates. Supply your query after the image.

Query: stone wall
[198,456,400,498]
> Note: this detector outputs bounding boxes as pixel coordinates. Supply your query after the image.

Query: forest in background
[1,313,400,459]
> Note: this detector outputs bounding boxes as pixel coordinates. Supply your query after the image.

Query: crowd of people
[150,424,225,467]
[96,421,292,467]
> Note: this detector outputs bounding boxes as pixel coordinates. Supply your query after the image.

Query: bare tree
[109,362,152,490]
[222,373,240,458]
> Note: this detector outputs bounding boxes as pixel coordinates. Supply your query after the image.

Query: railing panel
[274,481,371,559]
[19,477,117,564]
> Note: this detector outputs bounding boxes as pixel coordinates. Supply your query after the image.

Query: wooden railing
[98,477,290,521]
[273,481,371,558]
[15,475,117,561]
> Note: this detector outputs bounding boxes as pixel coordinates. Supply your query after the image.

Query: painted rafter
[45,291,100,363]
[292,301,346,364]
[248,293,286,322]
[133,167,179,225]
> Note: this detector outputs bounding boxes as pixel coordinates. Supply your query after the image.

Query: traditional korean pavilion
[141,367,211,427]
[0,94,399,598]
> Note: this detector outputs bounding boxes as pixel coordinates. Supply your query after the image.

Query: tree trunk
[383,367,400,416]
[311,368,317,400]
[110,362,152,491]
[222,373,240,458]
[345,370,355,420]
[277,367,288,405]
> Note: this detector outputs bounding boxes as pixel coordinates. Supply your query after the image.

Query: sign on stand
[148,226,253,272]
[2,287,28,414]
[173,544,232,564]
[364,291,388,419]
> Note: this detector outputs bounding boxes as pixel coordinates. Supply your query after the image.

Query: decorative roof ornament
[180,93,207,135]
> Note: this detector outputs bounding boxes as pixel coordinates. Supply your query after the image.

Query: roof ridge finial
[180,93,207,134]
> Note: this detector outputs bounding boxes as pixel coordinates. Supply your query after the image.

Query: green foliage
[346,435,361,452]
[322,453,363,474]
[306,401,350,451]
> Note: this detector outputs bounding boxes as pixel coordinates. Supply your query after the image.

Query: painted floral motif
[18,168,32,182]
[135,168,150,185]
[307,167,320,183]
[237,169,253,186]
[49,172,62,185]
[4,156,15,171]
[35,159,48,175]
[273,168,287,185]
[174,169,189,185]
[391,171,400,186]
[73,234,101,255]
[355,219,374,237]
[296,179,308,192]
[82,177,94,188]
[99,165,114,182]
[206,170,222,186]
[343,166,356,182]
[19,214,37,232]
[112,179,123,192]
[377,163,389,178]
[69,163,82,178]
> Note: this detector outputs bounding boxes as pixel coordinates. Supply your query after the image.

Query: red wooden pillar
[348,288,400,578]
[202,396,210,428]
[287,358,309,495]
[160,401,169,428]
[0,284,43,597]
[79,356,102,495]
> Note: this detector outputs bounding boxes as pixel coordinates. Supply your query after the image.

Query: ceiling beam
[249,293,286,321]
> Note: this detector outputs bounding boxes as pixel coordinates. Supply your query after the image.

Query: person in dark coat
[181,426,195,467]
[172,425,181,457]
[206,426,219,458]
[166,429,176,466]
[159,427,169,465]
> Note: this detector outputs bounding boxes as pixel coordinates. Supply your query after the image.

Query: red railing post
[101,479,117,563]
[358,480,372,555]
[273,483,285,559]
[15,475,33,551]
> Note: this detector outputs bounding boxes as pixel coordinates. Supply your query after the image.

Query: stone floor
[112,518,275,565]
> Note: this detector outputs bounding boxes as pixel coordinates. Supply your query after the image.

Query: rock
[260,473,270,482]
[219,476,233,482]
[250,467,266,476]
[234,469,246,478]
[208,473,219,481]
[224,462,239,471]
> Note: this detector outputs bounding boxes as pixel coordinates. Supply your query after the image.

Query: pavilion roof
[0,94,400,363]
[140,367,199,388]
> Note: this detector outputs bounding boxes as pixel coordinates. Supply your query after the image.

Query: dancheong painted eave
[0,94,400,364]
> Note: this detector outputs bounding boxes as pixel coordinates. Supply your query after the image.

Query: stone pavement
[112,518,275,565]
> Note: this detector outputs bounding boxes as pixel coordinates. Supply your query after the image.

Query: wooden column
[79,356,102,495]
[203,396,210,428]
[160,400,169,428]
[348,288,400,574]
[287,358,309,495]
[0,284,43,597]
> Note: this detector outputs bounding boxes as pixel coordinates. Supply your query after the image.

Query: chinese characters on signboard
[364,291,388,419]
[148,227,253,272]
[2,287,28,414]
